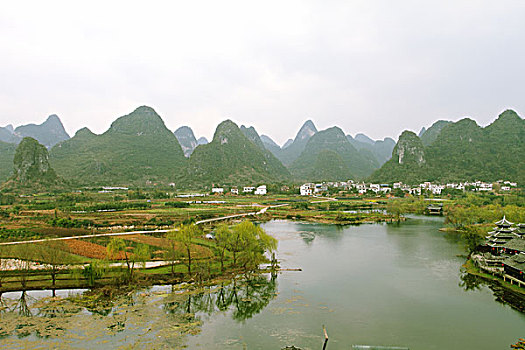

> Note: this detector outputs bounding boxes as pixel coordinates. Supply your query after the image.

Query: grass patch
[463,259,525,295]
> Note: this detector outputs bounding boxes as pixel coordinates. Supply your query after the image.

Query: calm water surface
[187,217,525,349]
[1,217,524,349]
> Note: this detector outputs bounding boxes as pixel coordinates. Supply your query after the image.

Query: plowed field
[63,239,126,260]
[124,234,213,258]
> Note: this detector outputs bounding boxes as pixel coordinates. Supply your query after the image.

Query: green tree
[36,240,70,289]
[464,227,486,254]
[446,205,473,229]
[232,221,277,272]
[106,238,131,281]
[164,235,180,276]
[83,260,107,287]
[215,224,233,272]
[107,238,150,281]
[228,222,247,267]
[167,224,201,275]
[392,188,405,198]
[386,200,403,222]
[133,243,150,270]
[13,245,32,290]
[0,247,7,289]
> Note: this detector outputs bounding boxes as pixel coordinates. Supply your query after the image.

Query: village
[206,179,519,197]
[298,179,519,196]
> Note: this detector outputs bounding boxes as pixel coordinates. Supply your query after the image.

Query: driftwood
[282,326,328,350]
[322,325,329,350]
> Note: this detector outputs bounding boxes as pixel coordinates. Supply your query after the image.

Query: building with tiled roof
[503,238,525,255]
[515,223,525,237]
[503,253,525,284]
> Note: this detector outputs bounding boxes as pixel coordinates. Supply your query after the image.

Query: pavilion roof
[487,232,515,240]
[488,241,507,247]
[495,216,514,227]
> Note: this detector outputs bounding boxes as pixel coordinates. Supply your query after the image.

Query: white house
[380,185,392,194]
[420,182,432,190]
[354,182,367,194]
[255,185,267,195]
[300,184,313,196]
[478,183,493,191]
[230,187,239,195]
[369,184,380,193]
[211,187,224,194]
[410,187,422,195]
[314,183,328,194]
[431,184,445,195]
[243,186,255,193]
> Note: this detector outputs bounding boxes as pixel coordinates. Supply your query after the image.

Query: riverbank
[2,219,524,349]
[463,258,525,312]
[0,212,438,293]
[0,261,258,294]
[0,218,278,294]
[263,207,401,225]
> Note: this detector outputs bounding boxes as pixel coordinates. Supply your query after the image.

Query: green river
[1,217,524,349]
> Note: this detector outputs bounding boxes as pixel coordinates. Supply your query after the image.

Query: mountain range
[290,127,379,181]
[0,141,16,183]
[0,107,523,187]
[184,121,291,186]
[0,114,70,148]
[370,110,525,184]
[49,106,187,185]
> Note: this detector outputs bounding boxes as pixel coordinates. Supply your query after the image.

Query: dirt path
[0,196,337,246]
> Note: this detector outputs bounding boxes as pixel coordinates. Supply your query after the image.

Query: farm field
[0,187,405,292]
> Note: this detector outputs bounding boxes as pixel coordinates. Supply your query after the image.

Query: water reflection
[459,272,483,292]
[164,274,278,323]
[295,222,345,243]
[442,231,464,246]
[15,291,32,317]
[460,274,525,313]
[229,274,277,321]
[0,274,278,347]
[298,231,315,244]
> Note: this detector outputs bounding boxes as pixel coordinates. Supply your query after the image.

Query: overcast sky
[1,1,524,145]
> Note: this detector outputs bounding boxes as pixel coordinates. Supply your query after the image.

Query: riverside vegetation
[0,116,524,346]
[0,185,523,292]
[0,187,524,349]
[0,187,401,290]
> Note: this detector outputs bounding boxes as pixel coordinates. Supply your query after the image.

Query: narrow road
[0,229,171,246]
[0,196,337,246]
[0,258,174,271]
